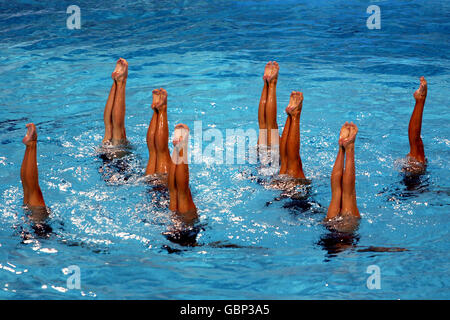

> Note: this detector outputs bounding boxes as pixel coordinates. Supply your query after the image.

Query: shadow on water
[142,177,171,212]
[318,217,361,261]
[163,224,204,250]
[97,143,141,184]
[161,234,267,254]
[245,153,324,216]
[161,210,206,252]
[13,206,112,254]
[318,217,407,261]
[140,177,204,252]
[378,168,431,201]
[281,191,324,215]
[402,170,430,193]
[318,230,361,261]
[14,206,54,241]
[161,213,266,254]
[265,179,325,216]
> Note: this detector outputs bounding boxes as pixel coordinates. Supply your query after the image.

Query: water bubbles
[51,285,68,293]
[39,248,58,254]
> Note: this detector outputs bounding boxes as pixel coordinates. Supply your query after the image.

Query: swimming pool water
[0,0,449,299]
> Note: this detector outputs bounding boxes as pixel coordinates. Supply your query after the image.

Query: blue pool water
[0,0,449,299]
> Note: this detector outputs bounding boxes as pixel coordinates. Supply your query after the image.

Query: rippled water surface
[0,0,449,299]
